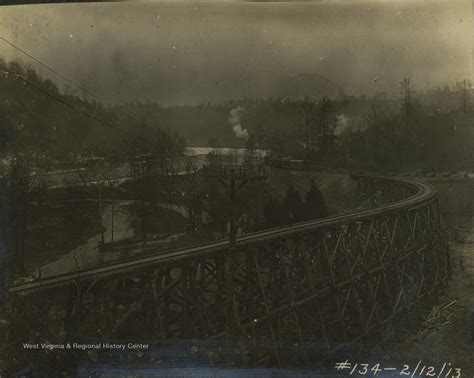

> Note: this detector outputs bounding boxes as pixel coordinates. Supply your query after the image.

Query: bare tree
[96,155,122,245]
[456,79,472,113]
[134,152,154,244]
[162,155,183,242]
[1,128,49,273]
[179,156,203,233]
[400,76,415,127]
[299,96,317,153]
[317,96,336,154]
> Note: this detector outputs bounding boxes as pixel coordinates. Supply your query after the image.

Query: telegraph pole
[202,163,266,358]
[202,164,266,249]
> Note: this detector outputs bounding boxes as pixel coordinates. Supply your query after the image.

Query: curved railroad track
[9,174,441,295]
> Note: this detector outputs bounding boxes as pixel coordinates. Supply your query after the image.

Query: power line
[1,68,149,148]
[0,37,305,151]
[9,104,100,186]
[0,36,160,136]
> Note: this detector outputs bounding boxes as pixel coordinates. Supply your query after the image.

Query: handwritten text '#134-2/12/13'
[334,360,462,377]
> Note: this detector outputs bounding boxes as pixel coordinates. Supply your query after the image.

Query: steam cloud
[333,114,351,137]
[229,106,249,140]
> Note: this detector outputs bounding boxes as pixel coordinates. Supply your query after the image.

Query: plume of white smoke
[229,106,249,140]
[333,114,351,137]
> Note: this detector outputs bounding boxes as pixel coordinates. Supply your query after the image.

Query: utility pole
[98,181,104,244]
[202,163,266,358]
[202,164,266,249]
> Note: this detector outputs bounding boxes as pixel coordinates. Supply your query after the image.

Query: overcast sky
[0,0,471,105]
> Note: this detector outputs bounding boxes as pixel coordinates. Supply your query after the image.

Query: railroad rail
[7,174,450,367]
[10,175,439,294]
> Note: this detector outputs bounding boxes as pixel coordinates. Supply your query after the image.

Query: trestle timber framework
[11,175,451,367]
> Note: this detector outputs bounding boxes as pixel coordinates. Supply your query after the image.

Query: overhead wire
[0,37,311,158]
[0,37,160,137]
[0,67,153,149]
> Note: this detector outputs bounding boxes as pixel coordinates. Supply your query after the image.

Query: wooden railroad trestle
[19,175,451,367]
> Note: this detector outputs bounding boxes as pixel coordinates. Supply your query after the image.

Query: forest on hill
[121,78,473,172]
[0,59,185,166]
[0,57,472,173]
